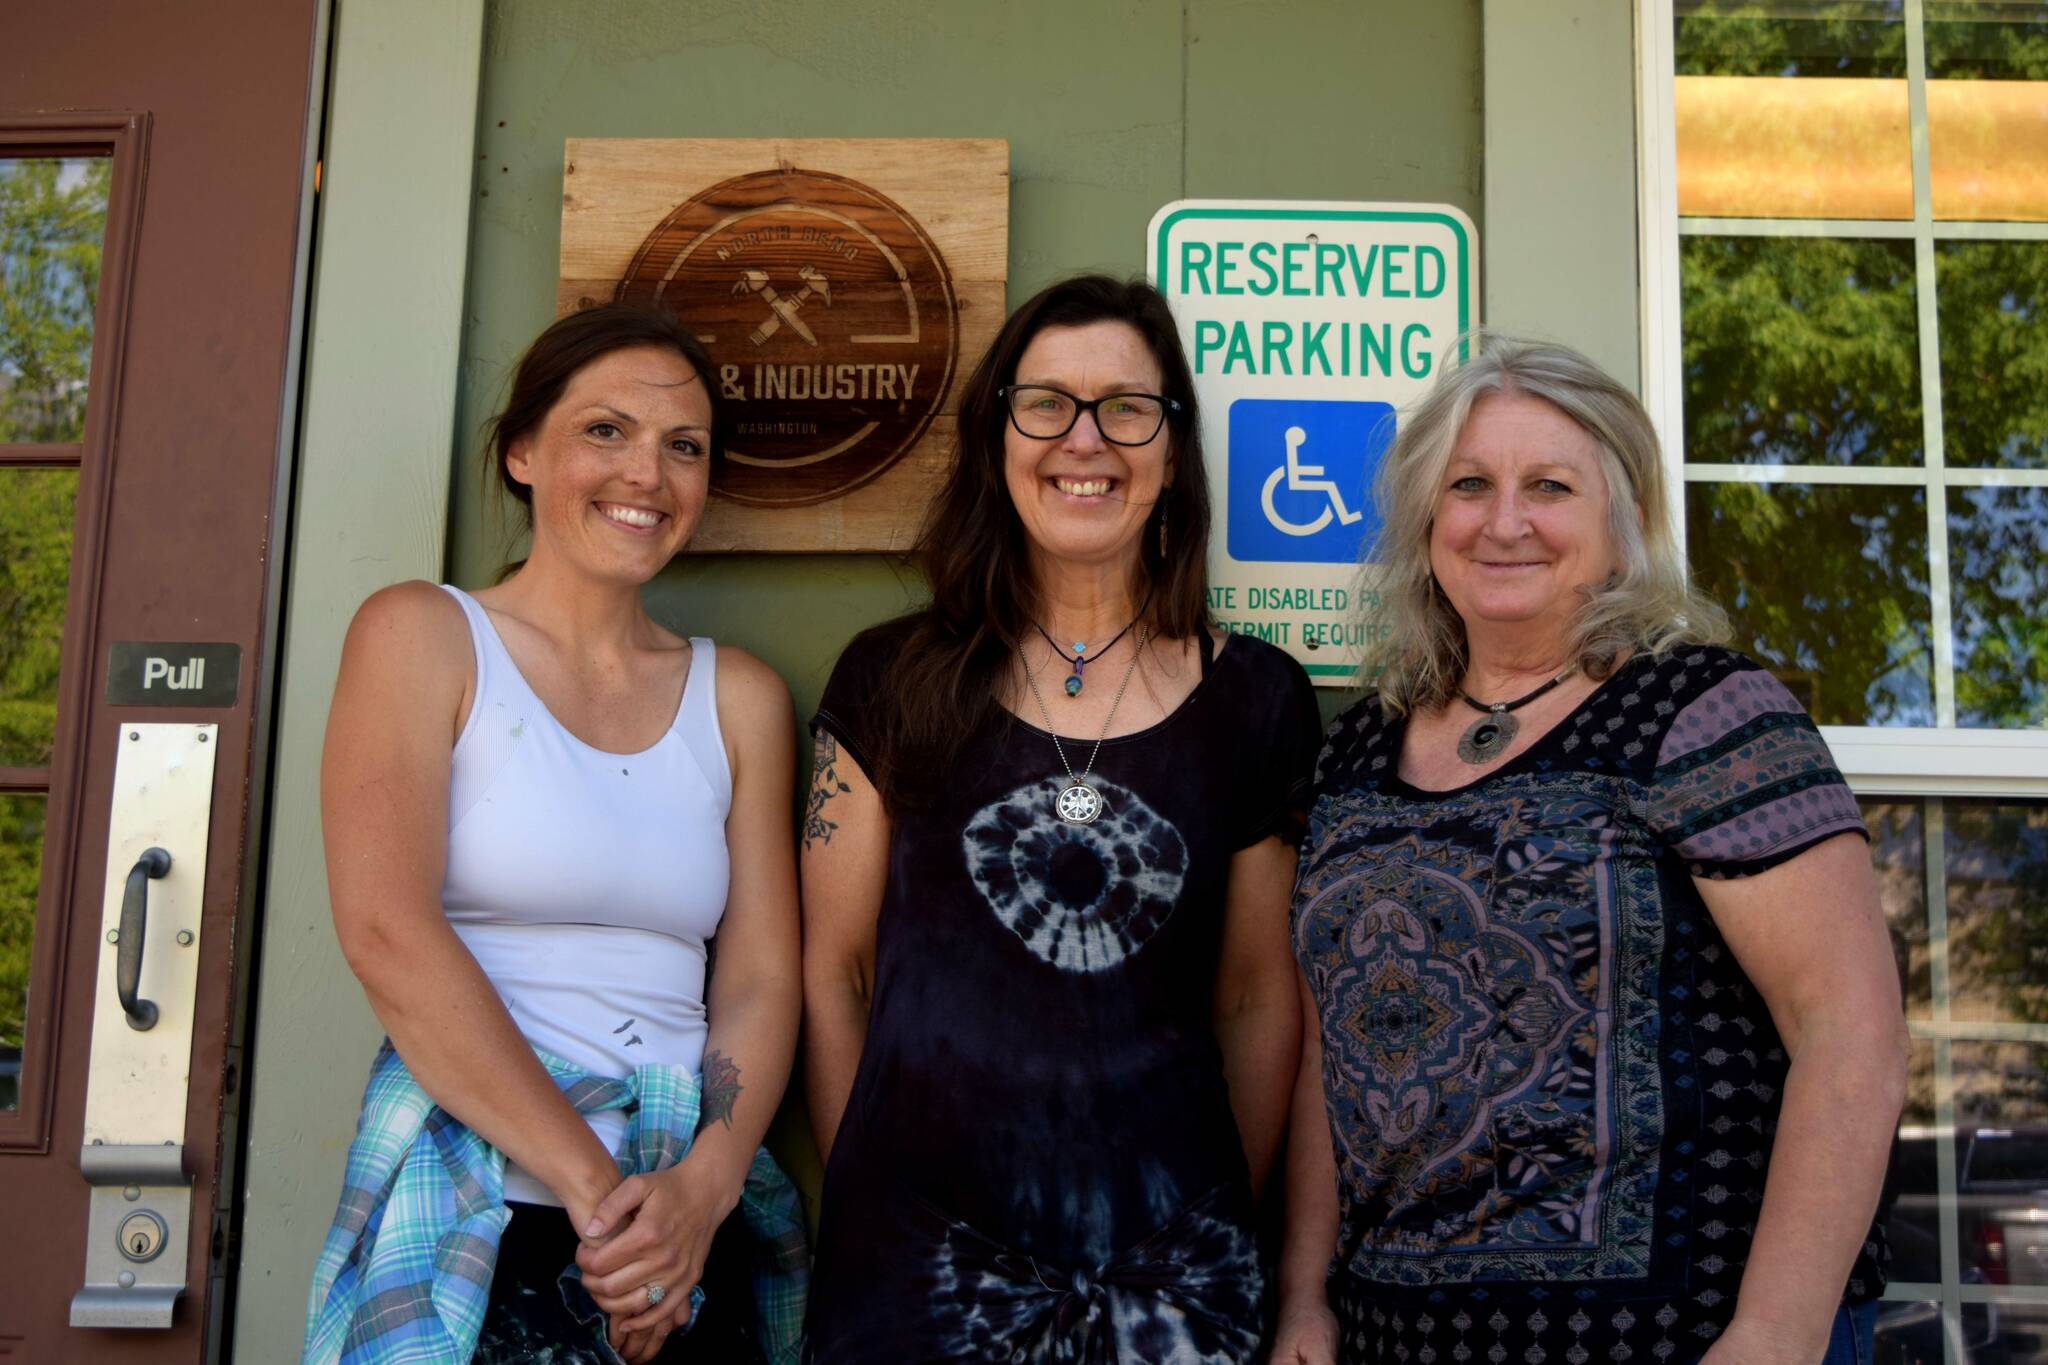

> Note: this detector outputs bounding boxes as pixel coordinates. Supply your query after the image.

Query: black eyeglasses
[998,385,1182,446]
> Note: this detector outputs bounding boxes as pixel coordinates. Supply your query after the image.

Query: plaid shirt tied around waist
[304,1041,807,1365]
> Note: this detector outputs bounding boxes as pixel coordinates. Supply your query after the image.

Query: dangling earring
[1157,503,1170,558]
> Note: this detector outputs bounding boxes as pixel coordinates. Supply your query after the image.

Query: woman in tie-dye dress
[799,275,1322,1363]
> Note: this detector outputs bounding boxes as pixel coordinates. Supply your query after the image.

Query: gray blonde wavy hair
[1364,331,1728,715]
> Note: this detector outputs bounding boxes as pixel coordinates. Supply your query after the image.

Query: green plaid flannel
[304,1041,807,1364]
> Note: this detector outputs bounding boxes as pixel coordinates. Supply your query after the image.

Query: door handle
[116,847,172,1030]
[73,726,215,1329]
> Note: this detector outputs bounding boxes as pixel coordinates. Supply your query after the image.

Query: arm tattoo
[698,1050,742,1131]
[803,732,853,850]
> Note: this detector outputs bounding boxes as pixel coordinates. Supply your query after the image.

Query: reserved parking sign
[1149,201,1477,684]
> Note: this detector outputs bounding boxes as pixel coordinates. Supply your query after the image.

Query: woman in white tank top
[318,305,800,1364]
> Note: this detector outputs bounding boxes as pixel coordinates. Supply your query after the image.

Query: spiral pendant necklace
[1021,627,1146,824]
[1455,666,1576,765]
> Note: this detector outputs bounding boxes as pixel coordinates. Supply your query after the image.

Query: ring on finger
[644,1281,665,1307]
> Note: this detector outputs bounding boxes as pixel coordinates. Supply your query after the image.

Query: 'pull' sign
[106,642,241,708]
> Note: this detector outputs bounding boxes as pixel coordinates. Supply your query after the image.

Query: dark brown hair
[857,274,1213,811]
[486,302,724,523]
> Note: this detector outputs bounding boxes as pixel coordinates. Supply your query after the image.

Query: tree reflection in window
[1682,236,1923,466]
[1948,487,2048,729]
[1937,242,2048,469]
[1686,482,1933,726]
[0,158,110,445]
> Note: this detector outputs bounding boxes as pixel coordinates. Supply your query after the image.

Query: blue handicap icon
[1226,398,1393,564]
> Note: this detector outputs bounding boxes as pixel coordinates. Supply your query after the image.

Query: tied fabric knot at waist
[913,1183,1264,1364]
[304,1041,808,1365]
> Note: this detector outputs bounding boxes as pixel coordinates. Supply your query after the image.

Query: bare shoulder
[342,580,470,682]
[712,643,796,745]
[328,582,472,761]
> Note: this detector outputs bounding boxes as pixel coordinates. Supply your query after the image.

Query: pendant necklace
[1031,591,1151,698]
[1455,665,1576,765]
[1021,625,1146,824]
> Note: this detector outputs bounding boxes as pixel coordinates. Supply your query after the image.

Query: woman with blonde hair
[1273,334,1904,1365]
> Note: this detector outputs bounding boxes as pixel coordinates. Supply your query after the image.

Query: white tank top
[437,585,732,1205]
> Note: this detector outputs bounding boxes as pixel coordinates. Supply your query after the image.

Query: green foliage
[1687,482,1933,726]
[1676,1,1907,79]
[1681,235,2048,730]
[1682,236,1922,467]
[1937,242,2048,470]
[1944,800,2048,1028]
[1676,2,2048,81]
[1927,4,2048,81]
[0,470,75,766]
[0,794,46,1055]
[0,157,108,444]
[1947,488,2048,729]
[0,157,99,1087]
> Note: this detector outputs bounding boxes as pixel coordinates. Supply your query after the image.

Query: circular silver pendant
[1456,710,1518,765]
[1055,783,1104,824]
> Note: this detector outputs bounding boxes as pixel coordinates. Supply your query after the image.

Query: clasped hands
[571,1157,739,1365]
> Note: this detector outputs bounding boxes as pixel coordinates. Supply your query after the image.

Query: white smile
[596,502,667,530]
[1053,477,1115,498]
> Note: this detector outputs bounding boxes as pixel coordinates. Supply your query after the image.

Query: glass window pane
[1949,1043,2048,1298]
[1927,2,2048,221]
[1890,1040,1943,1285]
[1866,799,1933,1019]
[1936,241,2048,470]
[0,468,77,767]
[1948,487,2048,729]
[0,156,111,444]
[1682,237,1923,467]
[1686,482,1933,726]
[1674,2,1910,219]
[0,792,47,1114]
[1945,801,2048,1024]
[1870,1297,1945,1364]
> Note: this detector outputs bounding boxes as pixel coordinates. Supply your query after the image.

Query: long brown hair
[857,274,1212,811]
[485,302,725,526]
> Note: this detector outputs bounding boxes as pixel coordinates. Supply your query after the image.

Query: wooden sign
[559,138,1009,553]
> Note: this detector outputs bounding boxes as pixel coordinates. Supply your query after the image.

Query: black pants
[473,1201,768,1365]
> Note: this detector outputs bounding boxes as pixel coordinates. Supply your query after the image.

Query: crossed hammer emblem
[734,265,831,346]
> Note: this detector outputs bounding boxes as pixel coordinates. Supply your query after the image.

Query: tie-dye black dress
[1292,646,1888,1364]
[805,622,1322,1364]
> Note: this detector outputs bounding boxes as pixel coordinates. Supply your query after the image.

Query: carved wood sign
[559,138,1009,553]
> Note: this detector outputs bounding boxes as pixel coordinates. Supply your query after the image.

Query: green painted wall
[440,0,1479,1215]
[449,0,1482,717]
[444,0,1479,1203]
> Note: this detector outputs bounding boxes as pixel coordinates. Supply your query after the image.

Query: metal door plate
[82,723,217,1146]
[71,723,216,1328]
[71,1174,191,1328]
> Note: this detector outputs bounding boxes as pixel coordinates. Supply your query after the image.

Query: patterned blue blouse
[1292,646,1887,1364]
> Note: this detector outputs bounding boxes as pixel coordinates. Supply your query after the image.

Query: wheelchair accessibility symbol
[1227,398,1393,564]
[1263,426,1365,536]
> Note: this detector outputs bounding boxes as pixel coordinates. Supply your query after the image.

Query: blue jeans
[1820,1301,1878,1365]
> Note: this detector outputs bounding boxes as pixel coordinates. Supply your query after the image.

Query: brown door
[1,1,322,1356]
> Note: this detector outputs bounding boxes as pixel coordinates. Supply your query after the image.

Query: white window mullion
[1681,464,1930,486]
[1678,217,1917,239]
[1905,0,1958,729]
[1635,0,1687,559]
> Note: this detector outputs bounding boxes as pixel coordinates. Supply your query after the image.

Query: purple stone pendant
[1065,644,1086,697]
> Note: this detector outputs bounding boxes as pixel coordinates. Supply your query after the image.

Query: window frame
[1635,0,2048,794]
[1637,1,2048,1340]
